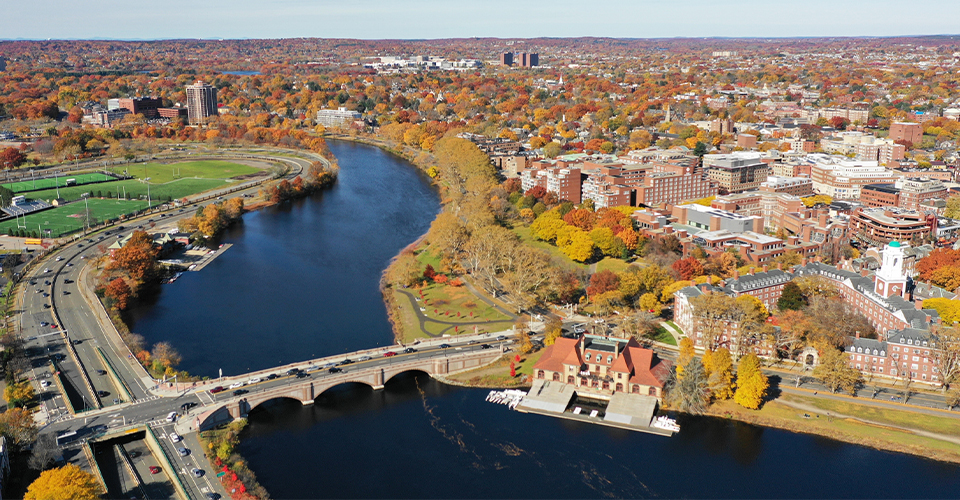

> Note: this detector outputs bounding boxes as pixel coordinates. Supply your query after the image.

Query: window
[607,355,613,364]
[585,353,592,362]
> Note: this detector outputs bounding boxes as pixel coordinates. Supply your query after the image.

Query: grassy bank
[198,420,270,500]
[704,395,960,464]
[445,350,544,388]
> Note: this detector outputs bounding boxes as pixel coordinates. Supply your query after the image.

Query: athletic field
[106,160,260,184]
[3,172,116,193]
[0,198,156,237]
[26,178,228,203]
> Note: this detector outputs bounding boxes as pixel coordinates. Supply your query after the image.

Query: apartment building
[810,157,898,199]
[889,122,923,145]
[702,153,770,193]
[634,163,718,206]
[185,80,218,125]
[316,107,362,127]
[760,176,814,197]
[896,177,947,211]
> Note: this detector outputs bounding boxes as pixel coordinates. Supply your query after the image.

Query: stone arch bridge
[195,348,503,430]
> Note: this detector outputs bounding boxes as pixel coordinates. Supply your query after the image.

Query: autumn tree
[733,353,768,409]
[672,257,704,280]
[4,381,35,408]
[704,347,735,400]
[586,270,619,298]
[932,324,960,387]
[0,407,38,446]
[665,357,710,414]
[544,317,563,345]
[690,293,745,351]
[814,348,864,394]
[676,337,695,379]
[387,250,422,287]
[104,277,133,310]
[24,464,104,500]
[107,230,158,283]
[924,298,960,324]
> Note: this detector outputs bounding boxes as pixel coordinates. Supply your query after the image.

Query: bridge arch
[246,395,306,413]
[383,368,431,386]
[316,380,377,397]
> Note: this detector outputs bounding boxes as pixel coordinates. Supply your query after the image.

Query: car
[480,344,492,349]
[228,381,244,389]
[247,377,262,384]
[233,389,248,396]
[80,255,86,259]
[40,380,51,388]
[402,347,417,354]
[328,367,343,374]
[180,402,197,411]
[205,493,220,500]
[439,344,451,349]
[296,372,309,378]
[322,362,336,369]
[55,256,63,261]
[306,365,320,372]
[97,390,109,397]
[496,335,507,341]
[39,321,49,327]
[96,369,107,375]
[50,324,58,329]
[29,281,36,285]
[265,373,278,380]
[192,468,204,478]
[43,268,50,273]
[468,340,478,344]
[337,359,354,366]
[66,262,73,266]
[285,368,300,376]
[129,451,141,458]
[116,226,124,230]
[70,339,82,345]
[383,351,396,357]
[170,432,181,442]
[64,279,73,284]
[77,244,83,248]
[177,447,189,457]
[149,466,161,474]
[358,355,371,361]
[42,292,49,298]
[209,386,225,394]
[62,291,70,296]
[44,280,50,285]
[43,304,51,309]
[166,411,178,422]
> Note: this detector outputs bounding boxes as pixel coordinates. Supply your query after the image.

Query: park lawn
[707,397,960,463]
[25,178,228,204]
[447,349,544,387]
[419,282,512,324]
[106,160,260,183]
[513,225,586,270]
[789,394,960,437]
[422,320,513,338]
[649,325,678,346]
[3,172,115,193]
[0,198,152,237]
[415,248,442,270]
[595,257,630,274]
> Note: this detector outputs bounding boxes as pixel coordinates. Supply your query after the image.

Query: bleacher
[2,199,53,217]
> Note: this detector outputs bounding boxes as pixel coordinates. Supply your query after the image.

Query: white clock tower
[875,241,907,298]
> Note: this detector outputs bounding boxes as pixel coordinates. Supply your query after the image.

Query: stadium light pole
[54,171,60,199]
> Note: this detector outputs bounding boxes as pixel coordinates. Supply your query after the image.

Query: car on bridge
[228,382,244,389]
[402,347,417,354]
[233,389,248,396]
[209,386,224,394]
[285,368,300,376]
[248,377,262,384]
[322,363,336,369]
[439,344,451,349]
[480,344,492,349]
[383,351,396,357]
[358,356,371,361]
[328,367,343,374]
[337,359,354,366]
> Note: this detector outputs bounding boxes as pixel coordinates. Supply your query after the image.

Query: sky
[5,0,960,40]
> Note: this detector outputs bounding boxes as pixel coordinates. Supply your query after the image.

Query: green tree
[734,353,768,409]
[777,281,806,311]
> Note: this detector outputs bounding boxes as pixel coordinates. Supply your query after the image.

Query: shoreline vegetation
[327,132,960,468]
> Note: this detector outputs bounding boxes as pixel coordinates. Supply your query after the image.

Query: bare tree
[29,434,59,470]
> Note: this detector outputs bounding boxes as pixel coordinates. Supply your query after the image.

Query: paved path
[775,390,960,446]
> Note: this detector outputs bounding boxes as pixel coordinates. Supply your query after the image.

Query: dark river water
[128,140,960,499]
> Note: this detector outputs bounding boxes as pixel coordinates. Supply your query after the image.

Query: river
[128,140,960,499]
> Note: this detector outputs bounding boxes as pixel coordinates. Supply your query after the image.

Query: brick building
[810,157,898,199]
[851,208,933,246]
[889,122,923,146]
[760,176,814,197]
[118,97,162,118]
[702,153,771,193]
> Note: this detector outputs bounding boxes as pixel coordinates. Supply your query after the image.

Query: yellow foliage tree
[801,194,833,208]
[4,382,35,407]
[706,347,735,400]
[676,337,695,380]
[733,353,768,409]
[24,464,104,500]
[637,293,663,315]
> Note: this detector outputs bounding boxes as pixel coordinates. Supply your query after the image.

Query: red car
[209,386,225,394]
[383,351,396,357]
[149,466,161,474]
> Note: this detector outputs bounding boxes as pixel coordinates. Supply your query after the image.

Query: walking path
[394,285,516,338]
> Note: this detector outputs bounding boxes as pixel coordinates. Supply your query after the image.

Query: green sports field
[3,173,116,193]
[106,160,260,184]
[0,198,156,237]
[26,178,228,203]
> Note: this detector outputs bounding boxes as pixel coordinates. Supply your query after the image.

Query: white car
[165,411,178,422]
[170,432,181,442]
[247,378,261,385]
[228,381,244,389]
[40,380,51,389]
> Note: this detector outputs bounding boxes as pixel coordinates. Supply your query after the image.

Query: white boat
[485,389,526,409]
[652,415,681,433]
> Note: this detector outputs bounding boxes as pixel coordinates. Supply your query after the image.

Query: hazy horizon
[5,0,960,41]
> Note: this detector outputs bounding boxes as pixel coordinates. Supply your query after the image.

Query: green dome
[889,241,901,247]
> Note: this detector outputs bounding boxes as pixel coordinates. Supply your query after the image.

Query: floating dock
[512,380,678,436]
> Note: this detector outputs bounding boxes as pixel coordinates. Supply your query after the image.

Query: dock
[187,243,232,272]
[513,380,677,437]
